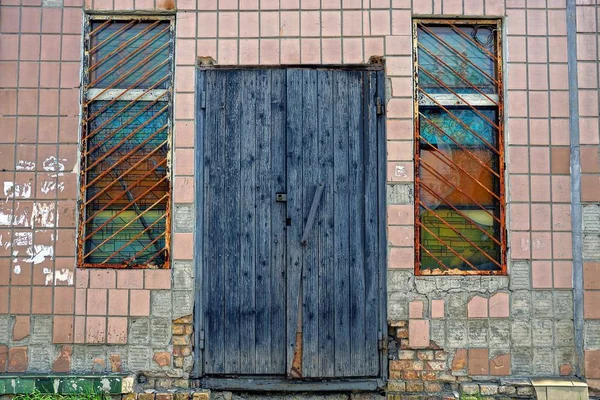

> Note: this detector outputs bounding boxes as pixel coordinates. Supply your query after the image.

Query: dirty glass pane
[89,20,172,90]
[83,100,169,267]
[417,24,498,94]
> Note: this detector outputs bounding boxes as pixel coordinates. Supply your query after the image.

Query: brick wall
[0,0,597,393]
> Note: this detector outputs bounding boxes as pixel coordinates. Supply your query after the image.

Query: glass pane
[417,24,498,94]
[89,20,172,89]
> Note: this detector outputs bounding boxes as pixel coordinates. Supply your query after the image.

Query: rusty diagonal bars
[420,200,502,268]
[124,231,167,265]
[84,105,168,172]
[419,159,501,224]
[419,112,500,178]
[420,182,502,246]
[84,176,169,240]
[85,91,168,155]
[84,158,167,220]
[89,20,163,73]
[88,27,169,88]
[102,213,168,264]
[417,219,482,271]
[418,243,451,271]
[449,24,499,63]
[418,23,499,87]
[89,20,138,54]
[418,89,500,155]
[417,132,501,201]
[85,131,168,189]
[419,67,501,130]
[84,77,169,141]
[89,20,112,37]
[84,193,169,256]
[418,44,499,105]
[84,58,170,122]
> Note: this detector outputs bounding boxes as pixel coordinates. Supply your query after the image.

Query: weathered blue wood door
[196,68,386,380]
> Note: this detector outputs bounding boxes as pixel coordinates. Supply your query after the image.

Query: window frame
[77,14,175,269]
[412,18,507,276]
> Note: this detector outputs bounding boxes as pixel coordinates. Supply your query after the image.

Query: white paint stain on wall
[43,156,66,177]
[45,268,73,286]
[31,202,57,228]
[23,244,54,264]
[3,182,31,199]
[13,232,33,246]
[40,180,65,194]
[16,160,35,171]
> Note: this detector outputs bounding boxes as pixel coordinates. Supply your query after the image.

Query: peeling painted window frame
[77,14,175,269]
[413,19,507,276]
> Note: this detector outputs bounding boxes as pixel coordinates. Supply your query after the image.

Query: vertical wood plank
[316,69,335,378]
[223,70,243,374]
[364,71,380,375]
[301,69,320,378]
[286,69,304,377]
[204,70,227,374]
[239,70,257,374]
[347,70,367,377]
[270,69,287,374]
[332,71,351,377]
[195,69,205,377]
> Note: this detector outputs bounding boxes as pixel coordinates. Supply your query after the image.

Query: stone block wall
[0,0,597,395]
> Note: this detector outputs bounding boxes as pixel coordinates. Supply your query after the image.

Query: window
[414,20,506,275]
[78,16,174,268]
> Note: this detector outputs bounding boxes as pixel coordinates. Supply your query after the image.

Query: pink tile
[198,12,217,37]
[526,9,547,35]
[431,300,444,319]
[86,316,106,344]
[548,9,567,36]
[89,270,116,289]
[552,204,572,231]
[530,204,551,231]
[280,11,299,36]
[281,38,300,64]
[74,316,85,343]
[507,64,526,90]
[175,66,195,93]
[529,92,549,118]
[532,261,552,288]
[108,289,128,316]
[489,293,509,318]
[510,203,529,231]
[322,38,341,64]
[343,38,363,63]
[530,119,549,145]
[240,39,260,64]
[506,9,525,35]
[260,12,279,37]
[240,0,259,9]
[553,232,572,259]
[485,0,503,15]
[261,0,280,8]
[391,10,411,35]
[550,64,569,90]
[129,290,150,316]
[260,39,279,64]
[370,10,390,35]
[387,119,412,140]
[385,35,411,56]
[388,226,414,247]
[240,12,259,37]
[387,204,414,225]
[551,175,571,202]
[0,7,20,33]
[386,98,412,119]
[388,247,414,269]
[75,289,86,315]
[107,317,128,344]
[412,0,431,13]
[531,231,552,259]
[531,175,550,202]
[301,38,320,64]
[177,39,198,65]
[318,12,339,38]
[117,270,144,289]
[387,140,412,162]
[175,148,194,175]
[174,177,194,203]
[145,270,172,289]
[549,37,568,63]
[408,320,430,348]
[530,147,550,173]
[173,233,194,260]
[176,12,196,38]
[389,77,411,97]
[554,261,573,289]
[342,11,361,36]
[508,147,528,173]
[175,93,195,119]
[576,6,597,32]
[509,175,529,202]
[579,90,599,117]
[507,90,527,117]
[528,64,548,90]
[507,37,526,63]
[387,161,413,182]
[87,289,107,315]
[467,296,488,318]
[409,301,423,319]
[386,56,411,77]
[300,11,320,36]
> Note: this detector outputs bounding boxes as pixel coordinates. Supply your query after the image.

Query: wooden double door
[196,67,386,381]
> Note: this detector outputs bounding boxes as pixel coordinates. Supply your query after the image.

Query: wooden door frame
[192,65,388,391]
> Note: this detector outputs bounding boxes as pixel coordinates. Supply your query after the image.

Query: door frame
[192,65,388,391]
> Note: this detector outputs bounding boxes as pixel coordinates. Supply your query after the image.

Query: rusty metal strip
[88,19,112,37]
[89,20,138,54]
[123,231,167,264]
[449,24,499,62]
[418,243,451,271]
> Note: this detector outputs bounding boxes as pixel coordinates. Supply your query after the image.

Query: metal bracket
[276,193,287,202]
[376,97,384,115]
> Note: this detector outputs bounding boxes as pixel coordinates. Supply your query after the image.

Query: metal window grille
[413,19,506,275]
[78,16,174,269]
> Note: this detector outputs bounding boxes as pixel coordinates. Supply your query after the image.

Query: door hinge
[201,91,206,109]
[376,97,384,116]
[378,330,387,351]
[199,329,205,349]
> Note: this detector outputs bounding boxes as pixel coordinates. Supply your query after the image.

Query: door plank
[270,69,287,374]
[300,69,320,378]
[363,71,380,375]
[239,70,258,374]
[223,70,243,374]
[316,69,335,378]
[347,70,367,377]
[332,72,351,377]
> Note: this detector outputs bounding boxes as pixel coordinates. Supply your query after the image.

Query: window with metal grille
[78,16,174,269]
[414,20,506,275]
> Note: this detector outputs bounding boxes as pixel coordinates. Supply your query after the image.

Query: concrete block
[512,347,533,376]
[446,319,468,348]
[128,346,151,371]
[129,318,150,345]
[174,204,195,233]
[446,293,468,318]
[583,234,600,260]
[532,319,554,344]
[173,261,195,290]
[387,184,413,205]
[151,290,172,317]
[172,291,194,319]
[511,291,531,319]
[467,320,488,346]
[511,320,532,347]
[555,320,574,346]
[583,204,600,233]
[489,320,510,347]
[30,316,52,345]
[388,292,408,319]
[533,347,555,376]
[510,261,531,290]
[532,291,554,318]
[554,291,574,319]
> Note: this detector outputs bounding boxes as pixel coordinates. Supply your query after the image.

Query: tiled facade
[0,0,599,397]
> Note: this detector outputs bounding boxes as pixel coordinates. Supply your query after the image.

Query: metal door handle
[301,183,324,246]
